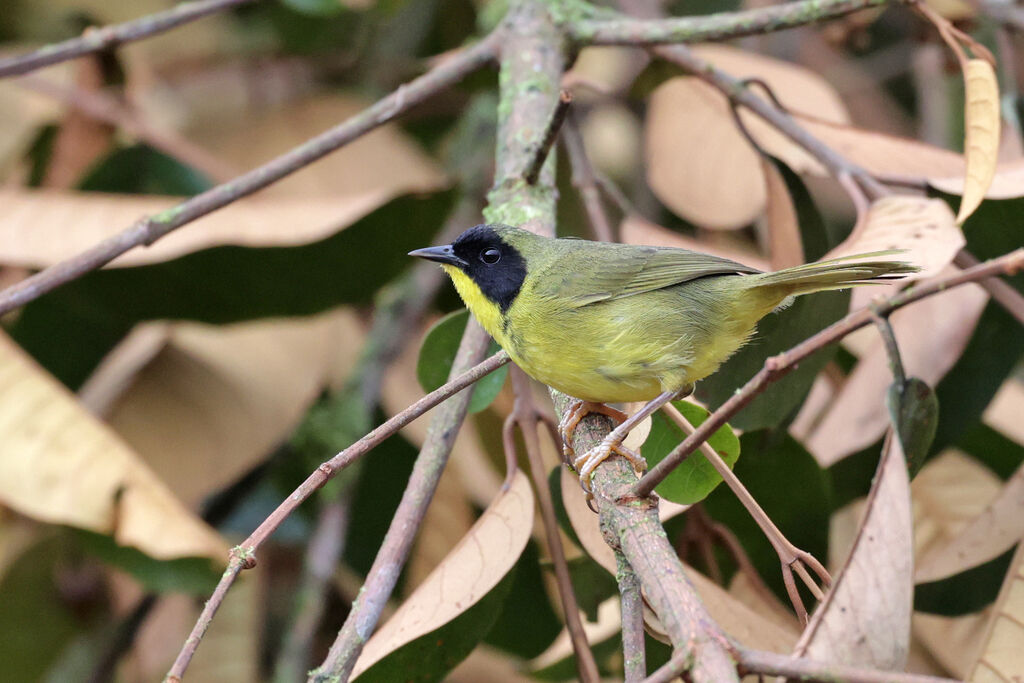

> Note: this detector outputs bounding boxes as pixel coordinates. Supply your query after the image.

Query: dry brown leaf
[0,58,70,166]
[915,460,1024,583]
[967,541,1024,682]
[956,59,1001,224]
[794,435,913,669]
[644,45,849,230]
[351,470,534,678]
[914,610,990,679]
[90,313,361,509]
[984,379,1024,446]
[762,158,804,270]
[450,645,539,683]
[188,94,445,199]
[802,284,986,466]
[925,0,976,20]
[0,187,423,268]
[826,196,964,280]
[0,331,225,561]
[407,460,477,589]
[754,117,1024,200]
[559,467,795,652]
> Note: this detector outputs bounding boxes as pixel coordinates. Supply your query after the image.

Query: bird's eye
[480,248,501,264]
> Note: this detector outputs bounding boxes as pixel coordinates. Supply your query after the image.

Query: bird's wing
[537,243,762,306]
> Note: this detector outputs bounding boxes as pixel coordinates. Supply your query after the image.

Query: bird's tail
[747,251,919,304]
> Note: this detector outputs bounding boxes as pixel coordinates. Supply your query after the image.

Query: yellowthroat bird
[411,224,915,489]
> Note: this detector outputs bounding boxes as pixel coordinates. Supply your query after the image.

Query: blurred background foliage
[0,0,1022,680]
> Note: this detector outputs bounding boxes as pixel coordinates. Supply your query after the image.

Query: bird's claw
[558,400,629,461]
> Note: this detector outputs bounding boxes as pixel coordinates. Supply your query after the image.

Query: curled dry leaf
[350,470,534,678]
[802,284,986,467]
[85,312,362,508]
[825,196,964,280]
[955,59,1001,225]
[559,468,796,652]
[0,331,225,561]
[967,541,1024,682]
[794,435,913,670]
[915,461,1024,583]
[644,45,849,229]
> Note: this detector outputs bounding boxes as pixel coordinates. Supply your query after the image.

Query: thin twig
[309,322,493,682]
[634,248,1024,498]
[163,349,510,681]
[571,0,893,45]
[525,89,573,185]
[954,250,1024,326]
[615,550,646,682]
[507,367,600,683]
[870,311,907,386]
[562,111,616,242]
[0,31,501,317]
[0,0,253,79]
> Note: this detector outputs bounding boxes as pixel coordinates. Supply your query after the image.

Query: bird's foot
[573,436,646,495]
[558,400,629,462]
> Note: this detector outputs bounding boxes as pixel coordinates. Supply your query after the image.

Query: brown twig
[0,0,253,79]
[163,349,510,681]
[954,250,1024,326]
[660,402,829,623]
[309,322,493,682]
[0,31,501,317]
[506,367,600,682]
[570,0,893,45]
[634,248,1024,498]
[615,550,646,682]
[562,111,616,242]
[525,89,573,185]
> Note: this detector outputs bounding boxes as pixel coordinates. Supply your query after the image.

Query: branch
[634,248,1024,498]
[571,0,893,45]
[615,550,646,682]
[0,31,501,317]
[0,0,253,79]
[310,322,493,682]
[562,112,616,242]
[164,349,510,681]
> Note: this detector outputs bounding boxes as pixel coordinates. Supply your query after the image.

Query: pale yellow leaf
[644,45,849,230]
[968,542,1024,682]
[956,59,1001,224]
[794,435,913,669]
[915,461,1023,583]
[803,286,986,467]
[407,460,476,589]
[351,470,534,678]
[826,196,964,280]
[0,331,225,561]
[925,0,976,20]
[91,312,361,509]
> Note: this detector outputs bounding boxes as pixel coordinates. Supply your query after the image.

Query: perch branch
[0,0,253,79]
[616,549,646,682]
[635,248,1024,497]
[0,31,501,317]
[572,0,893,45]
[309,322,493,682]
[164,349,509,681]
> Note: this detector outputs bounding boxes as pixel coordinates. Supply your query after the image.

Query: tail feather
[751,252,919,298]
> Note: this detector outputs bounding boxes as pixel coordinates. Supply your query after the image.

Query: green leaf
[416,308,508,413]
[695,290,849,432]
[567,556,618,622]
[483,540,562,659]
[353,569,516,683]
[279,0,345,17]
[705,430,832,601]
[74,530,220,594]
[640,400,740,504]
[886,377,939,479]
[915,546,1015,616]
[78,144,213,195]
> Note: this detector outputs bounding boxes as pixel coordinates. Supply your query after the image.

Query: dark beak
[408,244,467,268]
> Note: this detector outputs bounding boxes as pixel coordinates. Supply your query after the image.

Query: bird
[410,224,916,492]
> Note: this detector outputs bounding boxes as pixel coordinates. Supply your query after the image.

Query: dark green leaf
[279,0,345,17]
[78,144,212,195]
[704,430,832,601]
[352,566,515,683]
[886,377,939,479]
[483,540,562,658]
[567,556,618,622]
[74,530,220,594]
[915,545,1016,615]
[416,308,508,413]
[641,400,740,504]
